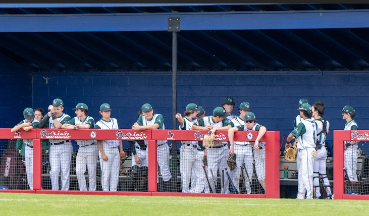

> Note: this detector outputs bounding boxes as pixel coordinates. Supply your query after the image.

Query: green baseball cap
[23,107,34,120]
[186,103,198,111]
[342,105,355,114]
[239,102,251,111]
[222,96,235,105]
[52,98,64,106]
[100,103,111,111]
[299,98,308,107]
[298,102,312,113]
[73,103,88,110]
[213,107,226,117]
[243,112,256,121]
[141,103,153,112]
[197,106,205,117]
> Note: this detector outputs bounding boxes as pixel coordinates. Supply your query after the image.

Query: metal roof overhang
[1,10,369,32]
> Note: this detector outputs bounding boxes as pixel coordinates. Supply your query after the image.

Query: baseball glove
[227,154,236,171]
[284,145,297,161]
[203,131,215,148]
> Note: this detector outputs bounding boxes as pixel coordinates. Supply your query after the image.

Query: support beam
[1,10,369,32]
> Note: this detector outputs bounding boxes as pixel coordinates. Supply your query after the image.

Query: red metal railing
[0,128,280,198]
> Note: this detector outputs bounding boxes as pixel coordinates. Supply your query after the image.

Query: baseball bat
[280,135,286,150]
[210,168,217,193]
[241,163,252,186]
[225,168,239,194]
[221,169,224,193]
[203,165,214,193]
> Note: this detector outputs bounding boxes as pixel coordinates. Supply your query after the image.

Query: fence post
[148,140,157,192]
[265,131,280,198]
[33,138,42,190]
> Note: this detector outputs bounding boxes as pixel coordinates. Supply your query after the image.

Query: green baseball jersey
[16,119,39,145]
[67,116,94,128]
[137,114,164,129]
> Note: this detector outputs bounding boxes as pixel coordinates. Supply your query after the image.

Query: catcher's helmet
[342,105,355,114]
[243,112,256,121]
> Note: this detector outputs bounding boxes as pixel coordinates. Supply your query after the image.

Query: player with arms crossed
[132,103,172,192]
[38,98,72,191]
[342,105,359,182]
[198,107,231,193]
[286,102,317,199]
[94,103,125,191]
[62,103,98,191]
[11,108,39,190]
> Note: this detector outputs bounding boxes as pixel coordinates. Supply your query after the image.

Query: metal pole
[172,30,177,130]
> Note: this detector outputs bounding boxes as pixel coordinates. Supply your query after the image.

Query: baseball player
[175,103,212,193]
[228,102,254,194]
[61,103,98,191]
[132,103,172,192]
[11,108,39,190]
[34,108,50,155]
[38,98,73,191]
[198,107,232,193]
[285,102,317,199]
[95,103,125,191]
[222,96,237,121]
[312,101,332,199]
[342,105,359,182]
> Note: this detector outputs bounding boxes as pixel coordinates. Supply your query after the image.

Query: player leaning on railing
[11,108,39,190]
[38,98,72,191]
[61,103,98,191]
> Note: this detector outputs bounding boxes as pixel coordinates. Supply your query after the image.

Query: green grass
[0,193,369,216]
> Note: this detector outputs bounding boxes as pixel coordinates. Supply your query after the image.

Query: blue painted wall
[30,71,369,155]
[0,55,32,128]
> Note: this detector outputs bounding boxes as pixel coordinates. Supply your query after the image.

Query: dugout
[1,3,369,198]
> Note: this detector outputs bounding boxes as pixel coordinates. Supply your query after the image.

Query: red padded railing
[0,128,280,198]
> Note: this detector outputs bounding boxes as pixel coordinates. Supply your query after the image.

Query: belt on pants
[208,144,227,149]
[135,146,147,150]
[50,140,70,145]
[26,143,33,148]
[80,143,95,147]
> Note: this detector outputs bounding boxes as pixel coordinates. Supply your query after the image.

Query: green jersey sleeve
[87,117,94,128]
[67,118,75,125]
[255,124,262,131]
[291,122,306,138]
[94,124,101,129]
[137,115,143,126]
[222,118,231,126]
[60,114,71,124]
[31,121,39,128]
[351,125,358,130]
[198,118,205,127]
[155,114,164,129]
[238,125,245,131]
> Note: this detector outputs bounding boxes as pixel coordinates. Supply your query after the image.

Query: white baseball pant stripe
[313,147,332,198]
[25,145,33,190]
[206,145,229,194]
[233,144,253,194]
[76,144,99,191]
[296,148,314,199]
[344,147,358,181]
[49,143,73,191]
[180,145,196,193]
[157,144,172,182]
[99,146,120,191]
